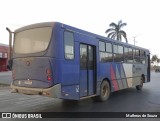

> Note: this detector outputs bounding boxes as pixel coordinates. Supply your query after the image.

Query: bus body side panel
[122,63,133,88]
[58,28,80,100]
[132,63,147,85]
[97,63,113,92]
[35,23,80,100]
[98,62,136,93]
[98,61,148,93]
[60,57,80,100]
[59,27,98,100]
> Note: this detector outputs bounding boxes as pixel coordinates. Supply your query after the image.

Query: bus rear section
[11,23,61,98]
[11,57,61,98]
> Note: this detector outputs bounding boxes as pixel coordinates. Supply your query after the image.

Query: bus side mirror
[7,59,13,70]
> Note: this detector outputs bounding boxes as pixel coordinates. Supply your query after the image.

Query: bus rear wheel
[136,76,144,90]
[93,80,110,102]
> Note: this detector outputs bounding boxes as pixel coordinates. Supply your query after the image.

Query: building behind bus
[0,43,9,72]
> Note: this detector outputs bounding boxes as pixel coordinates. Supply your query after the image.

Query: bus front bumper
[10,83,61,98]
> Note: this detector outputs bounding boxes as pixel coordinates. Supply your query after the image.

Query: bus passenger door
[80,44,96,97]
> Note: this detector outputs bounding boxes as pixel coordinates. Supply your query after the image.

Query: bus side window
[134,49,140,63]
[99,41,113,62]
[113,44,123,62]
[124,47,128,62]
[127,48,133,63]
[140,50,146,64]
[64,31,74,60]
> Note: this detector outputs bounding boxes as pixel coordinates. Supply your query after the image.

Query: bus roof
[14,22,149,53]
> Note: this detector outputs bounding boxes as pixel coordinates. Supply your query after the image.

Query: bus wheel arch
[136,74,145,90]
[103,78,111,91]
[92,79,111,102]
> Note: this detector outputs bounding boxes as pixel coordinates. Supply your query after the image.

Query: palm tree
[105,20,128,43]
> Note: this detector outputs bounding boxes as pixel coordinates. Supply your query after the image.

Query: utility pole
[133,37,137,46]
[133,34,141,46]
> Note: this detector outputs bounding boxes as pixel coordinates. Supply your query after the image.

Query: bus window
[99,41,113,62]
[140,50,146,64]
[140,50,145,56]
[14,27,52,54]
[124,47,133,63]
[134,57,140,63]
[113,44,118,53]
[124,47,128,62]
[113,44,123,62]
[127,56,133,63]
[64,31,74,60]
[135,49,140,56]
[124,47,128,55]
[134,49,140,63]
[99,41,105,51]
[100,52,112,62]
[106,42,112,52]
[140,57,146,64]
[118,45,123,54]
[129,48,133,55]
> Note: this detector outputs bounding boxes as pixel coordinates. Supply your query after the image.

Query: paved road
[0,71,160,121]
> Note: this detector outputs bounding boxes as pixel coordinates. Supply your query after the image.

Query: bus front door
[80,44,96,97]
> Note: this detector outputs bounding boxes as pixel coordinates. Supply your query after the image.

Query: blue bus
[8,22,150,101]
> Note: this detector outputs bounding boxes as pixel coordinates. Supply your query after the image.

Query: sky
[0,0,160,57]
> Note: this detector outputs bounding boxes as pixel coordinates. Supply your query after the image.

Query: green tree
[105,20,128,43]
[157,58,160,66]
[151,55,158,63]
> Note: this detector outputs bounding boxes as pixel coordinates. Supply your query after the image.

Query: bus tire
[93,80,110,102]
[136,76,144,90]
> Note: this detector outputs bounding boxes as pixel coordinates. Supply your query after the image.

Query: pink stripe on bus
[110,65,119,91]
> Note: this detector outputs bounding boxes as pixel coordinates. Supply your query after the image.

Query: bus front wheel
[136,76,144,90]
[93,80,110,102]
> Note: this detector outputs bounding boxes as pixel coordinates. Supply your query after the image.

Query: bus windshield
[14,27,52,54]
